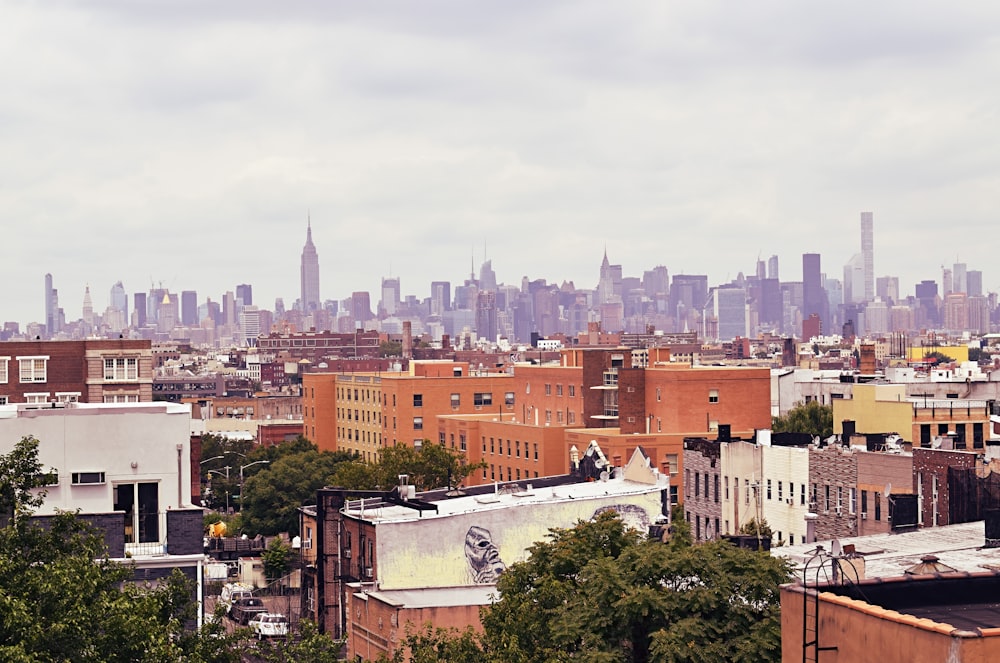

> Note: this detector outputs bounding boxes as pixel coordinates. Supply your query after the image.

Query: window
[450,393,460,408]
[777,481,783,501]
[545,410,552,424]
[0,396,6,405]
[413,394,423,407]
[695,473,700,498]
[714,475,719,503]
[0,357,8,384]
[72,471,106,485]
[544,384,552,395]
[516,441,521,457]
[568,385,575,397]
[656,387,661,402]
[104,357,138,381]
[56,392,81,403]
[708,389,719,403]
[665,454,678,475]
[413,417,423,430]
[533,443,538,461]
[556,384,563,396]
[18,356,48,383]
[568,412,576,424]
[441,432,448,445]
[25,393,49,404]
[505,392,515,406]
[850,488,857,514]
[766,479,772,500]
[459,434,466,451]
[474,392,493,406]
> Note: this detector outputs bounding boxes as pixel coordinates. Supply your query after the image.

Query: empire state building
[300,218,320,312]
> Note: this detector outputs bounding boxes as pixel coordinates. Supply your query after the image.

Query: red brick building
[0,339,153,405]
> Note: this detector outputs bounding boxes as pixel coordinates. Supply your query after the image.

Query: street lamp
[237,460,270,510]
[206,467,232,512]
[200,455,226,465]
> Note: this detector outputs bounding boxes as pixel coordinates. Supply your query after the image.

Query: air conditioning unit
[364,567,373,579]
[343,549,351,558]
[786,498,794,505]
[807,501,817,510]
[835,506,842,516]
[861,512,868,520]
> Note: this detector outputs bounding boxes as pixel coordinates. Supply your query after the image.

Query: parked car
[230,597,267,625]
[218,582,255,616]
[248,613,290,639]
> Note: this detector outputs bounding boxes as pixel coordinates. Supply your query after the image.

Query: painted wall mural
[374,488,663,590]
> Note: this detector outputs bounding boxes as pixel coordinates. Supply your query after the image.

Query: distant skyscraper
[351,292,372,326]
[181,290,198,326]
[430,281,451,316]
[380,277,400,316]
[479,260,498,292]
[875,276,899,304]
[861,212,874,301]
[109,281,128,322]
[133,292,147,328]
[236,283,253,307]
[767,255,779,281]
[82,285,94,329]
[44,273,59,336]
[942,267,953,296]
[475,290,498,342]
[802,253,828,334]
[596,250,623,305]
[953,263,967,294]
[300,218,320,312]
[967,270,983,297]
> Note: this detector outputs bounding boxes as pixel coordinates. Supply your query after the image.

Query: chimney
[402,321,413,360]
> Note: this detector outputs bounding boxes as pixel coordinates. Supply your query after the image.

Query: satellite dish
[831,539,842,556]
[884,483,892,496]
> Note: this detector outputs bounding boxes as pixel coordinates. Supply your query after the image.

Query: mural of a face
[465,526,506,584]
[592,504,652,532]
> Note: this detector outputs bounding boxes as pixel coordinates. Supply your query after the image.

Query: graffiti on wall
[375,489,662,590]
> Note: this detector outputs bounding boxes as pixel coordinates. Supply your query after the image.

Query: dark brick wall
[808,445,859,541]
[167,509,205,555]
[683,438,722,541]
[31,511,126,557]
[912,448,977,527]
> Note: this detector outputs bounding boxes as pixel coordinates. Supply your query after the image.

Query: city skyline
[4,3,1000,325]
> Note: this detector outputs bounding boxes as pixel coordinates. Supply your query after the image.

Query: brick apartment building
[303,362,515,460]
[0,339,153,405]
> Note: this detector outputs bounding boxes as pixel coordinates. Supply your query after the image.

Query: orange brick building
[303,362,514,461]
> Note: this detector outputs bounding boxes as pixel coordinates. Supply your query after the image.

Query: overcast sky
[3,1,1000,325]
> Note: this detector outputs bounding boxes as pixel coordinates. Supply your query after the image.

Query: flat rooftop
[341,475,666,525]
[776,520,1000,578]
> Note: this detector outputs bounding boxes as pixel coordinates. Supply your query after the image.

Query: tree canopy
[0,435,342,662]
[240,444,356,536]
[395,506,790,663]
[330,442,485,492]
[771,401,833,439]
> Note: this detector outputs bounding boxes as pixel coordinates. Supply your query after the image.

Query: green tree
[924,350,956,365]
[404,506,789,663]
[379,340,403,357]
[330,443,485,492]
[261,537,291,581]
[0,439,344,661]
[771,401,833,439]
[240,447,355,536]
[0,436,48,523]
